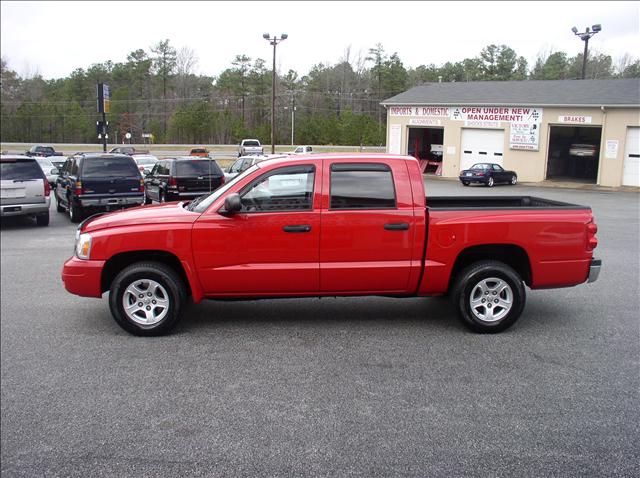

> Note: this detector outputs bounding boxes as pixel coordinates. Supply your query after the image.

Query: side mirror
[222,193,242,215]
[51,168,59,175]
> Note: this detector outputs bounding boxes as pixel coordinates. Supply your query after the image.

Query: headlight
[75,233,92,260]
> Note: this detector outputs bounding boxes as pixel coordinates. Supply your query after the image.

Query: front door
[192,162,322,296]
[319,160,416,294]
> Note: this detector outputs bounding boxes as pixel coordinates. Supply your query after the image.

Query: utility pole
[263,33,288,154]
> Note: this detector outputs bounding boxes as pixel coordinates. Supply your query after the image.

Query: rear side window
[0,161,44,180]
[330,163,396,209]
[176,160,222,176]
[81,157,140,178]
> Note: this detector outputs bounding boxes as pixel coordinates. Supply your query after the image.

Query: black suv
[143,157,225,204]
[54,153,144,223]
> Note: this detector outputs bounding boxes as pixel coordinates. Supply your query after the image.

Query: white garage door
[622,127,640,187]
[460,129,505,172]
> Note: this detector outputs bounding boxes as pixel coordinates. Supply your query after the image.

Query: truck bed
[426,196,590,210]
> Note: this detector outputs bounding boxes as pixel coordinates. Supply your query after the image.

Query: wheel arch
[449,244,532,289]
[101,250,197,299]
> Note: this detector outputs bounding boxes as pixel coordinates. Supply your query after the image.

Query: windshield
[176,160,222,176]
[82,157,140,178]
[191,164,259,213]
[135,157,157,165]
[36,157,54,168]
[1,161,44,180]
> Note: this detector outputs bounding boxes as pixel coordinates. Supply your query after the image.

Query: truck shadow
[176,295,461,334]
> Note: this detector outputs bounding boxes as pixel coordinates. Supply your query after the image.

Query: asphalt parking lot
[1,178,638,477]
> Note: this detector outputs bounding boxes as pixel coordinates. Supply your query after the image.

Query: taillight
[477,172,484,176]
[586,220,598,251]
[139,166,145,172]
[139,178,145,192]
[168,177,177,188]
[75,181,83,196]
[43,179,51,197]
[220,175,226,185]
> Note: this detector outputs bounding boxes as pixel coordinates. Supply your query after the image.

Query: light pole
[572,24,601,79]
[263,33,288,154]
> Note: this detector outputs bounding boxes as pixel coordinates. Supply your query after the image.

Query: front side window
[330,163,396,210]
[240,166,315,213]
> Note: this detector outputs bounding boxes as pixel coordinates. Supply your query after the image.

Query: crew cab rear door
[192,160,322,295]
[319,159,417,293]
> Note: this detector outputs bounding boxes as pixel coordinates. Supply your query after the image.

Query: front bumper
[61,256,105,298]
[588,258,602,283]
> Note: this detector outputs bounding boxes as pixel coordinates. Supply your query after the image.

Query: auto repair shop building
[382,79,640,187]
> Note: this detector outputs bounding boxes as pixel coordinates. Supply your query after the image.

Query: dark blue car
[459,163,518,187]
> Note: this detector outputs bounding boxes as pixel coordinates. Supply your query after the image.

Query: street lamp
[572,24,602,79]
[263,33,288,154]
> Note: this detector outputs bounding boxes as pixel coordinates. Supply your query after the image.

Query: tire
[453,260,526,333]
[109,261,186,336]
[144,192,152,205]
[462,181,470,186]
[55,193,65,213]
[36,212,49,227]
[486,177,495,187]
[69,199,84,223]
[511,175,518,185]
[158,190,165,204]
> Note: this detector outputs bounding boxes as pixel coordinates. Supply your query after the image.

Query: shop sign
[510,122,541,151]
[558,115,592,124]
[389,106,450,117]
[605,140,619,159]
[450,106,542,123]
[464,120,501,128]
[389,124,402,154]
[409,118,442,126]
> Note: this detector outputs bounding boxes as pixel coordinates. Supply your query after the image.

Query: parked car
[61,154,601,336]
[1,155,51,226]
[569,143,597,157]
[25,145,62,157]
[50,156,68,170]
[54,153,144,223]
[143,157,225,204]
[224,154,288,181]
[35,156,60,187]
[189,148,210,157]
[109,147,150,155]
[132,154,158,175]
[459,163,518,187]
[238,139,263,157]
[289,145,314,155]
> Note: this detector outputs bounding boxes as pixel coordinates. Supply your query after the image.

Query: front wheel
[109,261,186,336]
[511,175,518,185]
[55,193,65,213]
[453,260,526,333]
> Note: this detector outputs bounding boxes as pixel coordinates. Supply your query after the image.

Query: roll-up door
[460,129,505,172]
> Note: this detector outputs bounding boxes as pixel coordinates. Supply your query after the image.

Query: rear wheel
[510,175,518,185]
[55,193,65,213]
[144,192,152,205]
[462,181,470,186]
[109,261,186,336]
[158,190,165,203]
[453,260,526,333]
[69,199,84,223]
[486,177,495,187]
[36,212,49,227]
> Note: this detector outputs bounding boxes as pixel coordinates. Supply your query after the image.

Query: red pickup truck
[62,154,601,336]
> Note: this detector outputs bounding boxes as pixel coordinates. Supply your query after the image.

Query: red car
[62,154,600,336]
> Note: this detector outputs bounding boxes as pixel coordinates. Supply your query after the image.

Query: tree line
[1,40,638,146]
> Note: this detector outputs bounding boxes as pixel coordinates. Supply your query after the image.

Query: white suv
[1,155,51,226]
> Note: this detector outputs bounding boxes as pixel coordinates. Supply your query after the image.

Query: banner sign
[409,118,442,126]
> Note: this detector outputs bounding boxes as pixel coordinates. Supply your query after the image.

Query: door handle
[283,224,312,233]
[384,222,409,231]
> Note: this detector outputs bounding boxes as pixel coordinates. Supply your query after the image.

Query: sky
[1,1,639,80]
